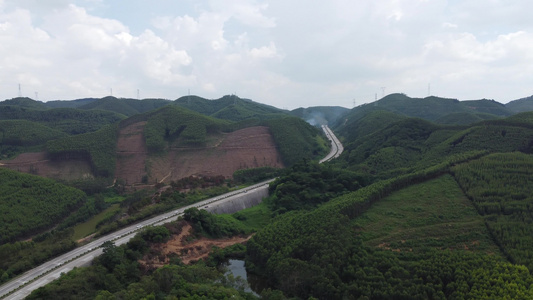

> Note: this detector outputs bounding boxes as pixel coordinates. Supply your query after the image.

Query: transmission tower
[18,84,22,97]
[381,87,386,98]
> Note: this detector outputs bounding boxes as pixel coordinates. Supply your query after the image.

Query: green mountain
[434,112,500,125]
[348,93,513,125]
[0,97,48,109]
[44,98,98,109]
[244,109,533,299]
[290,106,350,126]
[77,96,172,116]
[505,95,533,113]
[173,95,288,121]
[4,92,533,299]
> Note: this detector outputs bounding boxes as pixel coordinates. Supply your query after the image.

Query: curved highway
[0,125,343,300]
[320,125,344,163]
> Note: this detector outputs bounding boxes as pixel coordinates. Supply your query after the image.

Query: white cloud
[0,0,532,108]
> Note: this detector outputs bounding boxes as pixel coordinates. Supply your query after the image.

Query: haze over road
[0,125,343,299]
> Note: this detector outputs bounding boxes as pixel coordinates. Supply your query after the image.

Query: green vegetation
[72,204,121,240]
[290,106,349,126]
[144,106,230,151]
[267,160,363,213]
[232,202,273,231]
[0,168,86,244]
[246,162,533,298]
[355,174,499,253]
[0,229,77,285]
[184,207,248,238]
[368,93,511,121]
[233,166,281,184]
[0,105,124,135]
[505,95,533,113]
[452,152,533,270]
[174,94,287,121]
[263,117,327,166]
[0,119,69,158]
[27,223,258,300]
[78,96,171,116]
[46,124,118,177]
[435,111,501,125]
[0,120,68,147]
[4,93,533,299]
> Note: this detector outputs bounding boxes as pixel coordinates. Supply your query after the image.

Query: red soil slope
[0,152,92,180]
[0,123,283,187]
[120,124,283,186]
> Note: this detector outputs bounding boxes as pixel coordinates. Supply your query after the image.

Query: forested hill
[289,106,350,126]
[334,93,529,126]
[244,110,533,299]
[174,95,288,121]
[76,97,172,116]
[506,95,533,113]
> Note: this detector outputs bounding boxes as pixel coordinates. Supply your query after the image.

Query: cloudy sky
[0,0,532,109]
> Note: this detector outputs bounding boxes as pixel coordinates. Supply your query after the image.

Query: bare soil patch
[140,221,252,268]
[147,126,283,184]
[0,152,93,180]
[114,121,149,186]
[0,124,283,187]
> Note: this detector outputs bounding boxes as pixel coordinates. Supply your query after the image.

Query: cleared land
[0,152,92,180]
[141,222,252,267]
[0,124,283,187]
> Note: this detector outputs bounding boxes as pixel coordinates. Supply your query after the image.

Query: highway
[0,125,343,299]
[320,125,344,163]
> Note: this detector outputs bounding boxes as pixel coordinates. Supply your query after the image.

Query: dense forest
[0,168,86,244]
[2,94,533,299]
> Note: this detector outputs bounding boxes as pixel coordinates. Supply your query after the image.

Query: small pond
[224,259,266,296]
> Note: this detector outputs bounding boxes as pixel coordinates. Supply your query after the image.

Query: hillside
[506,95,533,113]
[289,106,349,126]
[1,104,326,187]
[3,93,533,299]
[0,168,86,244]
[336,93,516,126]
[77,96,171,116]
[0,105,125,135]
[173,94,288,121]
[244,111,533,298]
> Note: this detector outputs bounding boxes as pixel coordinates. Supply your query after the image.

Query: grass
[231,202,273,231]
[353,174,501,254]
[104,195,126,204]
[72,204,121,240]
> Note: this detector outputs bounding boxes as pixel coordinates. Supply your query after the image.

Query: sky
[0,0,532,109]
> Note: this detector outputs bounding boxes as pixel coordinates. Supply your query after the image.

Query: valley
[1,93,533,299]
